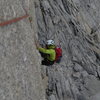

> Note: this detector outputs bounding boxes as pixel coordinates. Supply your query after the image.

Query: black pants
[39,52,54,66]
[42,59,54,66]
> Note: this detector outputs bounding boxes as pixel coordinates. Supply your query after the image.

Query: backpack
[55,47,62,63]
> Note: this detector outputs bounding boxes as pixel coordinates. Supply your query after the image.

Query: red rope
[0,14,29,26]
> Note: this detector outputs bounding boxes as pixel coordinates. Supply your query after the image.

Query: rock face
[34,0,100,100]
[0,0,100,100]
[0,0,45,100]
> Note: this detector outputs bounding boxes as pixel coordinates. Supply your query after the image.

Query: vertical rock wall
[34,0,100,100]
[0,0,45,100]
[0,0,100,100]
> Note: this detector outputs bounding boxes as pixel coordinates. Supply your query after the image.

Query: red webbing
[0,14,29,26]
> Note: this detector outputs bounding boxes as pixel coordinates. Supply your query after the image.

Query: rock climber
[36,39,62,66]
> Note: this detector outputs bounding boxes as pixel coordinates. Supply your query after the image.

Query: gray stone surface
[34,0,100,100]
[89,92,100,100]
[1,0,100,100]
[0,0,45,100]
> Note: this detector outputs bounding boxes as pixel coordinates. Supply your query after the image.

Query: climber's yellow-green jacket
[38,45,56,61]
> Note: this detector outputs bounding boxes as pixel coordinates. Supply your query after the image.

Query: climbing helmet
[46,40,54,45]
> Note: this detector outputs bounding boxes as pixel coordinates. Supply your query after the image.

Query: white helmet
[46,40,54,45]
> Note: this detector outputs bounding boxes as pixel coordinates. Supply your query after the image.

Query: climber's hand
[34,38,41,49]
[35,41,40,49]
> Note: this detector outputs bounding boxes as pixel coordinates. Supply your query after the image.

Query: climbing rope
[0,14,29,26]
[0,0,31,27]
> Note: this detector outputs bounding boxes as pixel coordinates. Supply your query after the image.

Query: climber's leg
[42,59,54,66]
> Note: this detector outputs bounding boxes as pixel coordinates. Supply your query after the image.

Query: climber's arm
[35,40,52,54]
[38,47,52,54]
